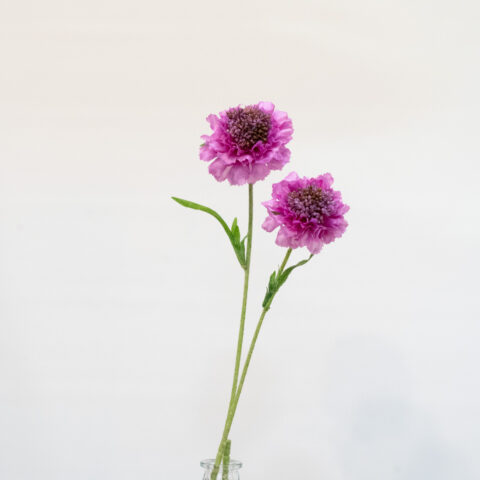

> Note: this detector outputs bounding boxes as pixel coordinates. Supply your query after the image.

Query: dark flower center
[226,106,271,150]
[287,185,333,221]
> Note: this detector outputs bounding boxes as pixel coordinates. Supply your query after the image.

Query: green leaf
[231,218,240,243]
[262,271,278,308]
[172,197,246,269]
[172,197,231,237]
[261,254,313,309]
[238,236,247,263]
[277,255,313,288]
[229,217,247,268]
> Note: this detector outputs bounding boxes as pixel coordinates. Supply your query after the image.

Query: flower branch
[173,101,349,479]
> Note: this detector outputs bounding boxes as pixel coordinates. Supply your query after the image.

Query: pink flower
[200,102,293,186]
[262,172,349,254]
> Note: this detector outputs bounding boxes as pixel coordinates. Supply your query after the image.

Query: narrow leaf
[262,254,313,308]
[277,254,314,288]
[172,197,246,269]
[172,196,233,241]
[262,271,278,308]
[231,218,241,244]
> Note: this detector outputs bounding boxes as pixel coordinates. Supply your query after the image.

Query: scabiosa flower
[262,172,349,254]
[199,102,293,185]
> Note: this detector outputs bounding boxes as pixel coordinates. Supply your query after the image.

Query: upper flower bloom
[262,172,349,254]
[200,102,293,185]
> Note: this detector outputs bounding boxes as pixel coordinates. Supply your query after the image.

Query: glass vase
[200,459,242,480]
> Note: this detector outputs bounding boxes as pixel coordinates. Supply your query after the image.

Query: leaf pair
[172,197,247,269]
[262,255,313,309]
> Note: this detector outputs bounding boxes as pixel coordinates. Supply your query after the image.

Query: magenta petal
[275,228,293,248]
[208,159,229,181]
[267,146,290,170]
[200,144,216,161]
[248,163,270,184]
[305,236,323,254]
[258,101,275,114]
[262,215,278,232]
[227,164,250,185]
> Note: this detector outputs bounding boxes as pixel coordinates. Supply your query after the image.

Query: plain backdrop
[1,1,479,479]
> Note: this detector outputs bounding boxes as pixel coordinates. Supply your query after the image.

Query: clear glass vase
[200,459,242,480]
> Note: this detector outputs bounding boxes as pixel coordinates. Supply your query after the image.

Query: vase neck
[200,459,242,480]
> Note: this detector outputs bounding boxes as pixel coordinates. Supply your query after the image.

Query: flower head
[262,172,349,254]
[200,102,293,185]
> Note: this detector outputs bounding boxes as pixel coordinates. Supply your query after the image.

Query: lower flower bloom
[262,172,349,254]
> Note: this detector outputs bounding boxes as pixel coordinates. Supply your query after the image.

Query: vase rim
[200,459,242,470]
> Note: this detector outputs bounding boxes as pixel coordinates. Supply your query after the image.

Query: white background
[1,1,479,479]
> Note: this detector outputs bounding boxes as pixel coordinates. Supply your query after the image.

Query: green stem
[210,248,292,480]
[231,184,253,400]
[277,248,292,276]
[211,184,254,480]
[222,439,231,480]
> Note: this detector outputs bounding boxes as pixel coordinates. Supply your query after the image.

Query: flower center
[226,106,271,150]
[287,185,333,221]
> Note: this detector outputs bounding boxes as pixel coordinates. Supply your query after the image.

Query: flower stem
[277,248,292,277]
[211,184,253,480]
[230,248,292,410]
[231,184,253,400]
[222,439,231,480]
[210,248,292,480]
